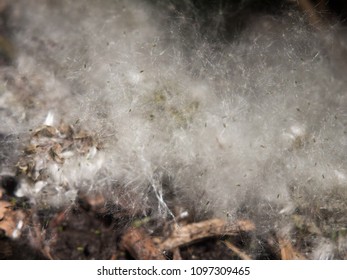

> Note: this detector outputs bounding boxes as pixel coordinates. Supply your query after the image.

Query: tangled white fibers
[0,0,347,258]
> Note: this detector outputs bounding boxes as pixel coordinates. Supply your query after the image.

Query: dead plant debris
[0,189,346,260]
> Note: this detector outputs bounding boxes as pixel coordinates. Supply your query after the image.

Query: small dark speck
[296,108,301,112]
[128,109,132,112]
[84,63,87,68]
[260,145,266,148]
[277,194,280,198]
[140,70,144,73]
[322,174,325,179]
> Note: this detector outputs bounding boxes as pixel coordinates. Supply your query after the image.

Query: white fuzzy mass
[1,0,347,256]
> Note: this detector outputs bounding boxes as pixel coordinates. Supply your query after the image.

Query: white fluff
[0,0,346,257]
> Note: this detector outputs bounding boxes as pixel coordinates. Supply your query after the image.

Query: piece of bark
[121,227,166,260]
[159,219,255,251]
[223,240,252,260]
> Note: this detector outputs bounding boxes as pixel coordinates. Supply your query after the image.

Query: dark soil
[0,196,251,260]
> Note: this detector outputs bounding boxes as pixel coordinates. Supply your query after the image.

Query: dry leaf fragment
[49,143,64,164]
[33,125,58,138]
[58,123,74,139]
[24,144,37,154]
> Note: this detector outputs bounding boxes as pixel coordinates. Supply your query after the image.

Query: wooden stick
[278,236,307,260]
[159,219,255,251]
[121,227,166,260]
[223,240,252,260]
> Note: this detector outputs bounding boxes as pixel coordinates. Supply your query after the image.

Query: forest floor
[1,187,300,260]
[1,0,347,260]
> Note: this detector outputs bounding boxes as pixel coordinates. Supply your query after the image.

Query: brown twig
[277,235,307,260]
[223,240,252,260]
[159,219,255,251]
[121,227,166,260]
